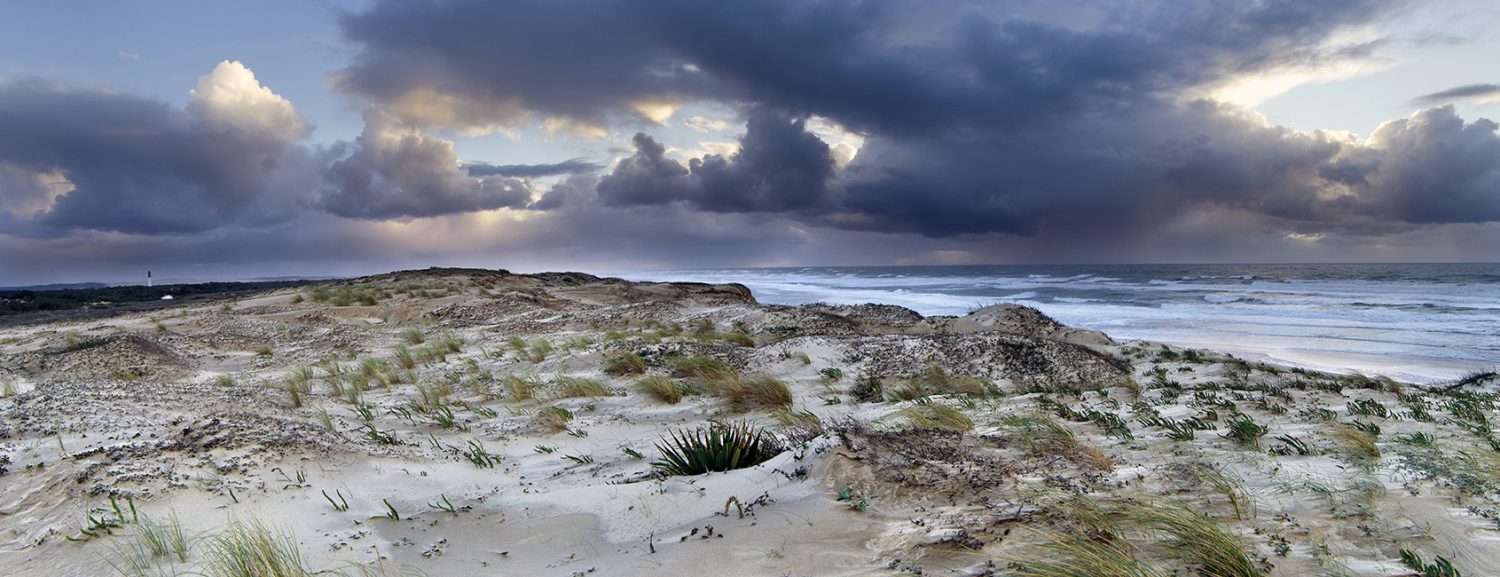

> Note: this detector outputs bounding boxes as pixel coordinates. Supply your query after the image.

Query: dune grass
[897,403,973,432]
[201,518,312,577]
[554,376,612,398]
[393,346,417,370]
[669,355,733,381]
[636,375,686,404]
[532,406,574,432]
[1029,495,1260,577]
[709,375,793,410]
[1118,502,1261,577]
[998,414,1112,471]
[602,351,647,376]
[135,512,192,563]
[772,406,826,438]
[527,339,553,362]
[890,365,994,400]
[503,374,539,401]
[1011,530,1167,577]
[1328,423,1381,461]
[1174,463,1255,521]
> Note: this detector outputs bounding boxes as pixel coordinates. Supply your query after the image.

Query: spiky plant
[653,421,780,476]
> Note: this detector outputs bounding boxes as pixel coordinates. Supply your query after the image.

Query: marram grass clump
[201,518,312,577]
[602,351,647,375]
[653,421,780,476]
[637,375,687,404]
[898,403,974,432]
[711,375,794,410]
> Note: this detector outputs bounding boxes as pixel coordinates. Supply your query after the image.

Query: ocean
[620,264,1500,384]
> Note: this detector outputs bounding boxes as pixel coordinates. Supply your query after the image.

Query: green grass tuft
[554,376,612,398]
[710,375,793,410]
[636,375,686,404]
[602,351,647,376]
[897,403,973,432]
[201,519,311,577]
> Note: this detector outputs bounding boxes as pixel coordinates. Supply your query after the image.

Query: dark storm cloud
[1336,106,1500,224]
[320,111,535,219]
[529,173,601,211]
[1411,83,1500,105]
[335,0,723,131]
[0,67,312,234]
[597,109,836,212]
[463,158,603,178]
[0,64,556,237]
[10,0,1500,285]
[332,0,1500,244]
[337,0,1396,135]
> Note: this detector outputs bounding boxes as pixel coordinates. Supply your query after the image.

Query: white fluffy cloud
[189,60,309,140]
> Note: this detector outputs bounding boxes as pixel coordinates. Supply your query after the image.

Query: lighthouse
[147,270,152,288]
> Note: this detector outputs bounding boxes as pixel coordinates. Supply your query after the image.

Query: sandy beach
[2,268,1498,577]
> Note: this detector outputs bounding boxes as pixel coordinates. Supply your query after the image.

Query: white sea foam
[620,265,1499,382]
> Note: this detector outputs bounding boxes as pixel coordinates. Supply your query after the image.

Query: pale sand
[1,268,1497,577]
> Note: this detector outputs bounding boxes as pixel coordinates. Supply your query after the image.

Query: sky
[1,0,1498,285]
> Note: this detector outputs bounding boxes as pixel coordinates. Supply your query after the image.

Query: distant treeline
[0,280,317,315]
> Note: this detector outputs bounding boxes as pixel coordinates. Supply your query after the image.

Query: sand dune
[1,268,1496,577]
